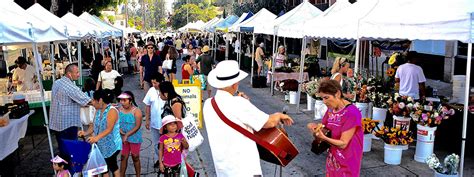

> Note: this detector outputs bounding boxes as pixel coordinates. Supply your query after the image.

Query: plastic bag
[180,155,188,177]
[181,114,204,152]
[82,143,108,177]
[80,106,96,125]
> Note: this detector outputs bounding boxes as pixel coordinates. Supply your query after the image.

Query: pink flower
[449,109,455,115]
[422,113,429,121]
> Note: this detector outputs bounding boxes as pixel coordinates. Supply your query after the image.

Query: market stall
[0,110,34,160]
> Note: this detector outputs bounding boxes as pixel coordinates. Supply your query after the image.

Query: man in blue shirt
[140,42,163,93]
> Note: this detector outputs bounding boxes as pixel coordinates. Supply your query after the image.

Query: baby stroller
[59,138,92,175]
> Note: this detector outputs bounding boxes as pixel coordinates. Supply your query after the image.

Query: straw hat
[202,45,210,53]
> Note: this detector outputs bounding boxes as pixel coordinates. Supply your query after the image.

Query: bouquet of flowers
[301,78,322,100]
[369,92,391,108]
[374,126,414,145]
[387,93,422,117]
[411,102,455,127]
[426,153,459,175]
[362,118,379,134]
[355,85,370,103]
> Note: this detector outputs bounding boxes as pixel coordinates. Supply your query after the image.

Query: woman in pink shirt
[308,80,363,177]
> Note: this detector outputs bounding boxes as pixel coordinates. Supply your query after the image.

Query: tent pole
[225,34,229,60]
[460,42,472,177]
[271,34,277,95]
[3,46,8,73]
[354,38,361,75]
[50,43,56,81]
[92,41,96,62]
[296,37,306,112]
[213,33,217,62]
[32,43,55,172]
[238,32,242,67]
[78,40,83,86]
[67,41,72,63]
[251,33,255,85]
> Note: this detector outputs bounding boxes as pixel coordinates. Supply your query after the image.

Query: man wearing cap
[255,42,266,76]
[196,45,214,98]
[203,60,294,176]
[12,56,36,91]
[140,41,163,93]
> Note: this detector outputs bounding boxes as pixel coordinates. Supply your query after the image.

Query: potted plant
[387,93,420,130]
[362,118,379,152]
[301,78,321,111]
[374,126,414,165]
[301,78,327,120]
[411,102,455,162]
[369,92,390,129]
[426,153,460,177]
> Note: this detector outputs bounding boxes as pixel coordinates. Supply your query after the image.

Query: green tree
[15,0,123,17]
[171,1,218,29]
[232,0,287,17]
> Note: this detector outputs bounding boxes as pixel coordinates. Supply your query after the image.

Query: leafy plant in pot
[426,153,460,176]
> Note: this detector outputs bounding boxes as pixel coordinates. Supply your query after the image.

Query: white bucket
[368,102,373,118]
[393,115,411,130]
[355,102,369,118]
[372,107,387,129]
[314,100,327,120]
[414,124,437,163]
[289,91,298,104]
[434,171,459,177]
[363,134,372,152]
[307,94,315,111]
[384,143,404,165]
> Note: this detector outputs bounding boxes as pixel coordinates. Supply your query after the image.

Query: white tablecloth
[0,110,34,160]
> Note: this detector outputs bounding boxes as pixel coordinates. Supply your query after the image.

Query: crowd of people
[45,31,435,177]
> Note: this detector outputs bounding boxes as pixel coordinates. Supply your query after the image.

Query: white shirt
[98,70,121,90]
[203,90,268,177]
[143,88,166,129]
[395,63,426,99]
[12,65,35,91]
[158,42,165,51]
[234,40,241,54]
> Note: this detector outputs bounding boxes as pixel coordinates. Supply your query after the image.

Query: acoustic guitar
[211,98,299,167]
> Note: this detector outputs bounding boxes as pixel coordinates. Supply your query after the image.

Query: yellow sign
[172,79,203,128]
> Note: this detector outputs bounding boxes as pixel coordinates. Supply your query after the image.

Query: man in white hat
[203,60,294,177]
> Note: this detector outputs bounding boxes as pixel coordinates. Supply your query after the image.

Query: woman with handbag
[158,81,186,119]
[307,79,363,177]
[165,46,179,82]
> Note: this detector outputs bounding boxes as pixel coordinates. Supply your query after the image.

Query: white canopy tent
[201,17,219,31]
[205,18,224,32]
[79,12,115,38]
[0,3,69,171]
[91,15,123,37]
[357,0,473,175]
[234,8,277,84]
[26,4,92,39]
[228,13,249,32]
[62,13,104,38]
[278,0,349,38]
[303,0,379,75]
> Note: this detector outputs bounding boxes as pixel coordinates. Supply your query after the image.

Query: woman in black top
[158,81,186,119]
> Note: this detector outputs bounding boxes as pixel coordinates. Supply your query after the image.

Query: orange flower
[386,68,395,77]
[390,139,398,145]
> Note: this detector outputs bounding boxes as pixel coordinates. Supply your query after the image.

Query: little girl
[118,91,143,177]
[51,155,70,177]
[159,115,189,176]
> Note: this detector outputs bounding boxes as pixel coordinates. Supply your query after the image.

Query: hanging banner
[172,79,203,129]
[328,39,356,61]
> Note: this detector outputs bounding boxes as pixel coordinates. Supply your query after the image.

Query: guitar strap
[211,98,288,159]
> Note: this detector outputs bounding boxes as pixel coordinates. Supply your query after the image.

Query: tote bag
[181,113,204,152]
[163,59,173,70]
[80,106,96,125]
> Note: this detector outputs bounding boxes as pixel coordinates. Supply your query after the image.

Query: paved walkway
[4,60,474,176]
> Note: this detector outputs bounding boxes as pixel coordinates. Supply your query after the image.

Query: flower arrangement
[387,93,421,117]
[301,78,322,100]
[426,153,459,175]
[374,126,414,145]
[411,102,455,127]
[355,85,370,103]
[362,118,379,134]
[369,92,391,108]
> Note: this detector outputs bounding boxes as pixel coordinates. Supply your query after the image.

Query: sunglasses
[147,47,154,49]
